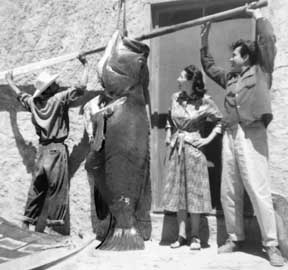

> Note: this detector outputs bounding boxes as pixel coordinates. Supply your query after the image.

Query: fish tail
[98,199,145,250]
[98,226,144,251]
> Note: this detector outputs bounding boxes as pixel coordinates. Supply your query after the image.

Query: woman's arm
[192,124,221,148]
[165,111,173,146]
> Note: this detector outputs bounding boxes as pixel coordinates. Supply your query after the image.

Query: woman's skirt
[162,142,212,213]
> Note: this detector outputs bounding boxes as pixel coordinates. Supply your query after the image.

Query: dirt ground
[49,214,287,270]
[50,241,283,270]
[0,0,288,239]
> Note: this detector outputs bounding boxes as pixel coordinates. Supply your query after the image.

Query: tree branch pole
[0,0,267,80]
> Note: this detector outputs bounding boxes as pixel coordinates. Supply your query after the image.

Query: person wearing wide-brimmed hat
[5,55,88,233]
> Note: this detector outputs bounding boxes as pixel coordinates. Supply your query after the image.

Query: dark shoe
[170,236,187,248]
[22,221,29,230]
[265,246,284,267]
[218,238,243,254]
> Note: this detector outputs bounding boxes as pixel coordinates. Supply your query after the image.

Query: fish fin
[99,227,144,251]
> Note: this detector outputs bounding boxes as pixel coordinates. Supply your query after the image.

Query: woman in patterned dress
[163,65,222,250]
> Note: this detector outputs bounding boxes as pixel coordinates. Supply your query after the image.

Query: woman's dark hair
[231,39,258,66]
[184,65,206,98]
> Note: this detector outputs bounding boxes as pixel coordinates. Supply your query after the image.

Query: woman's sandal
[190,236,201,250]
[170,236,187,248]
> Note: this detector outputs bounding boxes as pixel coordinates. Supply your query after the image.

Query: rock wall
[0,0,287,236]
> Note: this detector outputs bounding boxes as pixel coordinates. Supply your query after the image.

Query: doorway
[149,0,256,211]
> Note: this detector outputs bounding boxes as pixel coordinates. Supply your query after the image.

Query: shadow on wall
[0,83,100,235]
[0,84,37,176]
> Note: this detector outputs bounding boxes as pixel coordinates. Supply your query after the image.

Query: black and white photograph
[0,0,287,269]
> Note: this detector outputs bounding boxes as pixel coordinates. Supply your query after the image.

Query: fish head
[98,31,150,99]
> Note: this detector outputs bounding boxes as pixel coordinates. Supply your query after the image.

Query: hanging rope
[116,0,128,37]
[122,0,128,37]
[116,0,122,30]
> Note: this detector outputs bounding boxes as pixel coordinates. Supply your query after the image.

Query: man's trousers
[221,122,278,247]
[23,142,69,227]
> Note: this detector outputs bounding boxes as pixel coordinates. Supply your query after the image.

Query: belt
[170,130,200,156]
[39,138,65,145]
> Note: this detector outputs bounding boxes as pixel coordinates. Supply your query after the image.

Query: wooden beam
[150,0,258,19]
[84,0,267,54]
[0,52,79,81]
[0,0,267,81]
[134,0,267,40]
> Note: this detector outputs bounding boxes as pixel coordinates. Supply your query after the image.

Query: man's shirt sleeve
[200,46,227,89]
[256,17,277,74]
[17,92,33,112]
[58,86,85,106]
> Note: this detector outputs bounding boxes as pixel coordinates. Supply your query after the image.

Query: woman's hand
[193,137,210,148]
[193,125,220,148]
[165,137,171,146]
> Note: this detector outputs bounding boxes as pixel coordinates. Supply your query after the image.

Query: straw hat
[33,71,59,98]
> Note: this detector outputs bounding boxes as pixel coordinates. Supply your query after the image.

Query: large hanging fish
[95,31,151,250]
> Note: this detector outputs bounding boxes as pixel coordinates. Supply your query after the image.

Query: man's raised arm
[5,72,22,96]
[200,22,227,90]
[246,8,276,88]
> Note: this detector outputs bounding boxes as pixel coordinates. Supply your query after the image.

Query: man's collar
[229,65,255,79]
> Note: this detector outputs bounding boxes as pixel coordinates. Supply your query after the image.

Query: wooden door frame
[144,0,258,211]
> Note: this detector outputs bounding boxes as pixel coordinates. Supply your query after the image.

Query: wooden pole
[0,52,80,80]
[0,0,267,80]
[135,0,267,41]
[83,0,267,56]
